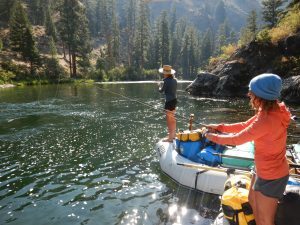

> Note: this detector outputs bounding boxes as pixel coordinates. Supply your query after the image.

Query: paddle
[212,153,300,169]
[176,162,251,176]
[177,162,300,179]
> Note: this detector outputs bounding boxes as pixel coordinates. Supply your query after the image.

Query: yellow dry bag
[221,175,255,225]
[176,129,204,142]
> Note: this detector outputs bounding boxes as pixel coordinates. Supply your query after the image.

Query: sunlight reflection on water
[0,83,299,225]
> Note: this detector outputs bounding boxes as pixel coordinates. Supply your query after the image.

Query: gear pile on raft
[155,127,300,225]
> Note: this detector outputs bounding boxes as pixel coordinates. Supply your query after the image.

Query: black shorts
[253,174,289,199]
[164,99,177,111]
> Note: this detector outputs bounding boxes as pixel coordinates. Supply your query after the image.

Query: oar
[177,162,251,176]
[213,153,300,169]
[177,162,300,179]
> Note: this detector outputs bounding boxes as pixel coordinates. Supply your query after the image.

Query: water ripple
[1,83,297,225]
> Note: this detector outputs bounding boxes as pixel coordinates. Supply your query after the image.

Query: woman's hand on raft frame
[202,124,219,133]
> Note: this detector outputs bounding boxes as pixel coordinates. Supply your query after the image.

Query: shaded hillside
[147,0,261,33]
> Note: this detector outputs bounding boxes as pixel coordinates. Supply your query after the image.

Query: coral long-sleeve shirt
[206,102,291,180]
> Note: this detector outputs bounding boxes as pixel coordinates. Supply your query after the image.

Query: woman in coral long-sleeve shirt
[205,74,291,225]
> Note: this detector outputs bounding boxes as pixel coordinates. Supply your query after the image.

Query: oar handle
[189,114,194,131]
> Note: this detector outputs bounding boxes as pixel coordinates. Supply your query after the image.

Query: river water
[0,82,299,225]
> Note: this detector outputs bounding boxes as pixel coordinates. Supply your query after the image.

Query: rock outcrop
[186,32,300,102]
[282,75,300,103]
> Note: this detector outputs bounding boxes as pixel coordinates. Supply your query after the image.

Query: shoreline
[97,80,193,84]
[0,84,16,88]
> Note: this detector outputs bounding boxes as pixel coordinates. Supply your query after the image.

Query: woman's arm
[158,81,165,93]
[206,113,268,146]
[215,115,257,133]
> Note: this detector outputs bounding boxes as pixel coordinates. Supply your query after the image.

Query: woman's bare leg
[248,175,259,223]
[164,110,176,141]
[254,191,278,225]
[248,174,279,225]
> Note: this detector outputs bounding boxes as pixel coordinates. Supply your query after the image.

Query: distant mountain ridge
[147,0,262,33]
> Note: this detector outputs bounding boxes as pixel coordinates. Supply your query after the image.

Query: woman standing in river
[158,65,178,142]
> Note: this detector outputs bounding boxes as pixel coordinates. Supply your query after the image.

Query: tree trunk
[72,53,77,78]
[68,45,72,77]
[62,42,66,59]
[30,61,33,75]
[140,32,144,69]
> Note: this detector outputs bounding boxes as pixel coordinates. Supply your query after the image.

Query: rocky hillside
[186,2,300,104]
[186,33,300,103]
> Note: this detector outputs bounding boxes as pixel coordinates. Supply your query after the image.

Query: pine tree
[58,0,91,77]
[160,11,170,65]
[95,0,102,36]
[84,0,96,37]
[45,7,57,41]
[124,0,137,67]
[215,20,231,55]
[170,18,186,68]
[201,28,214,64]
[22,27,40,73]
[0,0,16,24]
[180,27,201,78]
[74,1,92,76]
[247,10,258,40]
[146,20,160,70]
[134,0,150,69]
[169,5,177,34]
[29,0,46,25]
[9,1,30,53]
[229,31,237,44]
[239,27,253,46]
[239,10,258,46]
[262,0,285,28]
[49,37,57,59]
[181,34,189,78]
[187,28,199,78]
[214,0,226,26]
[58,0,76,76]
[45,37,64,80]
[111,1,120,66]
[98,0,119,70]
[170,35,179,66]
[146,32,157,70]
[77,21,92,74]
[100,0,112,69]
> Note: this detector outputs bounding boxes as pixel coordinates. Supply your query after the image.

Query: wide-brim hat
[159,65,176,75]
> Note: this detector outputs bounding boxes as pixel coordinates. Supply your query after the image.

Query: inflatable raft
[155,138,300,195]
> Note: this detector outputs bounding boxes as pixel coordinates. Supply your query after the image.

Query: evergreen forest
[0,0,299,84]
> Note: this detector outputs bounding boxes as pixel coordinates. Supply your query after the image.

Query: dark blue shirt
[159,77,177,102]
